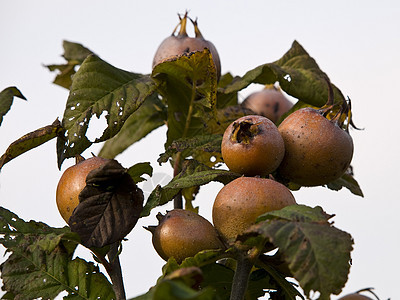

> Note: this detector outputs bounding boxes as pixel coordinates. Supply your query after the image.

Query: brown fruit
[152,12,221,80]
[277,107,354,186]
[56,156,109,223]
[147,209,224,263]
[221,115,285,176]
[212,177,296,242]
[338,293,373,300]
[241,86,293,123]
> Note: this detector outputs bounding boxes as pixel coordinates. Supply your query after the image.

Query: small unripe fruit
[147,209,224,263]
[241,87,293,123]
[212,177,296,242]
[56,156,109,223]
[278,107,354,186]
[221,115,285,176]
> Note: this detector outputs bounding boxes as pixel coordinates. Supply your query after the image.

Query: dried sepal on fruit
[146,209,224,263]
[152,11,221,80]
[277,80,355,186]
[221,115,285,176]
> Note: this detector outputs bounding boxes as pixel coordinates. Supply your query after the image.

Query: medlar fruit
[278,106,354,186]
[212,177,296,242]
[147,209,224,263]
[152,12,221,80]
[241,86,293,123]
[56,156,109,223]
[221,115,285,176]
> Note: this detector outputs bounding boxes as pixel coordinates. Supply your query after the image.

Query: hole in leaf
[284,74,292,82]
[86,111,108,142]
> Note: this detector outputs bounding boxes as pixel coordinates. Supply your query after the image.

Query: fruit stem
[172,75,198,209]
[230,252,254,300]
[107,242,126,300]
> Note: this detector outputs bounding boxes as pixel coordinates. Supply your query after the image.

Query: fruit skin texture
[278,107,354,186]
[241,87,293,123]
[212,177,296,242]
[221,115,285,176]
[150,209,224,263]
[56,156,109,223]
[338,293,373,300]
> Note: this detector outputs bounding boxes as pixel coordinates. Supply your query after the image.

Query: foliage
[0,31,363,300]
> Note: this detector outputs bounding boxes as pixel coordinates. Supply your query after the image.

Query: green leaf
[0,86,27,126]
[141,160,240,217]
[132,280,216,300]
[239,205,353,299]
[158,134,223,165]
[326,172,364,197]
[0,119,63,171]
[56,54,157,168]
[98,93,167,159]
[151,49,218,149]
[45,40,94,89]
[127,162,153,183]
[221,40,345,108]
[0,206,115,299]
[257,204,333,223]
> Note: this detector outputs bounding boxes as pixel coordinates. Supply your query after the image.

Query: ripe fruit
[212,177,296,242]
[221,115,285,176]
[338,293,373,299]
[147,209,224,263]
[56,156,109,223]
[241,86,293,123]
[152,12,221,80]
[277,106,354,186]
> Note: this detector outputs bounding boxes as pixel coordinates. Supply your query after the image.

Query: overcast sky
[1,1,399,299]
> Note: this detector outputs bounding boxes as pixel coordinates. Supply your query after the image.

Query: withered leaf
[69,160,144,248]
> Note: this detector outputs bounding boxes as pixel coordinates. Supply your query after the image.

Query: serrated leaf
[0,119,63,171]
[152,49,218,149]
[0,86,27,126]
[0,206,115,299]
[239,205,353,298]
[221,40,345,108]
[1,252,115,300]
[98,93,167,159]
[57,54,157,168]
[45,40,94,89]
[326,172,364,197]
[127,161,153,183]
[257,204,333,224]
[69,160,144,248]
[141,160,240,217]
[0,206,78,253]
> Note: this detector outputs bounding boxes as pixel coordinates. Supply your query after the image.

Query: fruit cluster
[152,12,354,256]
[56,10,354,270]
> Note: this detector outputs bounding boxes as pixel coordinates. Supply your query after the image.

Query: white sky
[0,1,399,299]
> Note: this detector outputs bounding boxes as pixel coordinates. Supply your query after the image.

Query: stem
[107,242,126,300]
[230,253,254,300]
[172,79,197,209]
